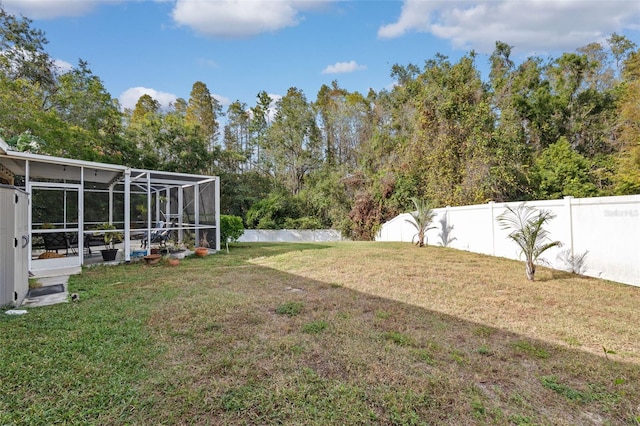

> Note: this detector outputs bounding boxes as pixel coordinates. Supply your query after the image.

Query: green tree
[315,82,370,169]
[159,112,211,174]
[511,56,556,152]
[185,81,220,147]
[614,49,640,194]
[125,94,163,169]
[0,8,54,88]
[248,91,274,172]
[497,203,562,281]
[488,41,535,201]
[219,170,273,220]
[219,215,244,252]
[533,137,598,199]
[130,94,160,125]
[223,100,251,172]
[52,60,121,134]
[264,87,322,195]
[245,190,303,229]
[409,52,496,206]
[0,8,60,151]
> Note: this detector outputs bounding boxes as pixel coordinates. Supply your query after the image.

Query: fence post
[489,201,495,256]
[564,196,574,260]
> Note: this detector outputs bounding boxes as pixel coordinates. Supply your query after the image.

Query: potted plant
[95,223,122,262]
[195,231,209,257]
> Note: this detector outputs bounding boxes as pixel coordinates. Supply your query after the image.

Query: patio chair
[43,232,75,255]
[76,233,104,256]
[141,221,172,249]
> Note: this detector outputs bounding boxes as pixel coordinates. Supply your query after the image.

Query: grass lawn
[1,242,639,425]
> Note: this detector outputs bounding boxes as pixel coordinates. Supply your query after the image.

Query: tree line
[1,8,639,240]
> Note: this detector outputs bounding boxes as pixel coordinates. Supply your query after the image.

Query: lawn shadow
[142,258,640,425]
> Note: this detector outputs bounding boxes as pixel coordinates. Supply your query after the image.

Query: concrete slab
[23,273,71,308]
[23,289,69,307]
[31,266,81,279]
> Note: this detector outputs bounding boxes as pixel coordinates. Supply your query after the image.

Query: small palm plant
[405,197,436,247]
[497,203,562,281]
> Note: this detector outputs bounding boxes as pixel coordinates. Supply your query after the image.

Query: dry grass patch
[251,242,640,363]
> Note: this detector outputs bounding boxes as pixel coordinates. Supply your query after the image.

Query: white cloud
[119,87,177,111]
[212,93,230,107]
[322,60,366,74]
[196,58,219,69]
[2,0,116,19]
[53,59,74,74]
[245,93,281,122]
[172,0,298,37]
[171,0,332,37]
[119,87,231,111]
[378,0,640,54]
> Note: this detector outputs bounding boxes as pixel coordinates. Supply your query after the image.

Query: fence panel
[238,229,342,243]
[376,195,640,287]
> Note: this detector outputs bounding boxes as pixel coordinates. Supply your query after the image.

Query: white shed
[0,185,29,307]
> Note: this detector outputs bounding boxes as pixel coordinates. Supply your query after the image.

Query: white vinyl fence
[238,229,343,243]
[376,195,640,287]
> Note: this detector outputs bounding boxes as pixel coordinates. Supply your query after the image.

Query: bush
[220,215,244,252]
[246,191,326,230]
[283,216,323,229]
[246,191,303,229]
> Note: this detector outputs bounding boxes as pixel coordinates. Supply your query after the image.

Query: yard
[1,242,639,425]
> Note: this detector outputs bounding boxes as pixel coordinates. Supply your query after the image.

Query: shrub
[246,191,303,229]
[405,198,436,247]
[220,215,244,252]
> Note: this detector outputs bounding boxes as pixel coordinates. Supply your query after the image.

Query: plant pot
[143,254,162,265]
[167,258,180,267]
[150,248,159,255]
[195,247,209,257]
[101,249,118,262]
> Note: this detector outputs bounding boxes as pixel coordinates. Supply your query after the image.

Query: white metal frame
[0,137,220,275]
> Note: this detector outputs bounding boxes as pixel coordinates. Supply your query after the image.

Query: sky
[3,0,640,112]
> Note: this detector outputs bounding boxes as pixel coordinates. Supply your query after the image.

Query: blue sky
[4,0,640,112]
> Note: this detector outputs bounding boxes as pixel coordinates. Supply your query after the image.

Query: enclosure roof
[0,137,217,188]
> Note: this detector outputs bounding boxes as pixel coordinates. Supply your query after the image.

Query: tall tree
[488,41,535,201]
[408,52,496,206]
[0,7,54,89]
[125,94,163,169]
[0,7,55,143]
[315,81,369,169]
[130,94,160,125]
[614,49,640,193]
[185,81,219,147]
[249,91,274,173]
[52,60,122,137]
[264,87,321,195]
[224,100,251,172]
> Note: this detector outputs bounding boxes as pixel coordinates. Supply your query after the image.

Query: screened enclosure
[0,138,220,274]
